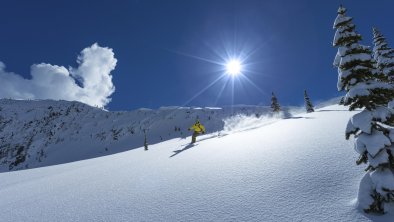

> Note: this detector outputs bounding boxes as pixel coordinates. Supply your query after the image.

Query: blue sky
[0,0,394,110]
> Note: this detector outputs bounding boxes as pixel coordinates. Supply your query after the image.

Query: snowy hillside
[0,99,293,172]
[1,104,393,221]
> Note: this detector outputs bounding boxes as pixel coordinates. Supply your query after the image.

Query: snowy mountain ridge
[0,99,297,172]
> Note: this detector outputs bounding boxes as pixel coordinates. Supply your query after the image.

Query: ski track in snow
[1,105,393,221]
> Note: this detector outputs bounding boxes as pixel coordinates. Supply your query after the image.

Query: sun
[226,59,242,76]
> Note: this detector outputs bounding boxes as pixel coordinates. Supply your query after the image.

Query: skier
[188,120,206,144]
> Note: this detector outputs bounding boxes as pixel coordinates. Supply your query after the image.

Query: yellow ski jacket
[189,122,206,133]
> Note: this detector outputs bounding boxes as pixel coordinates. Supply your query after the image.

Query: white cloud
[0,43,117,107]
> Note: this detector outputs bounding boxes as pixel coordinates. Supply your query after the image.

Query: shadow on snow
[170,143,196,158]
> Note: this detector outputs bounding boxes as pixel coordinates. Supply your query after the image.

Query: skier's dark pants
[192,131,200,143]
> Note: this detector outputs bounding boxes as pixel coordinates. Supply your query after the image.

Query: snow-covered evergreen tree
[333,5,394,214]
[373,28,394,81]
[332,5,387,110]
[304,90,314,113]
[271,92,280,113]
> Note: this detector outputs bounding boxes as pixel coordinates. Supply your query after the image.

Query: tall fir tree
[271,92,281,113]
[333,5,394,214]
[304,90,314,113]
[372,28,394,82]
[332,4,361,107]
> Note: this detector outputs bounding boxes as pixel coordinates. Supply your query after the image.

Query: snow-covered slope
[0,99,291,172]
[1,104,392,221]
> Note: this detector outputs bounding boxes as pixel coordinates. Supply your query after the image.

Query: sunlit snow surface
[1,105,393,221]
